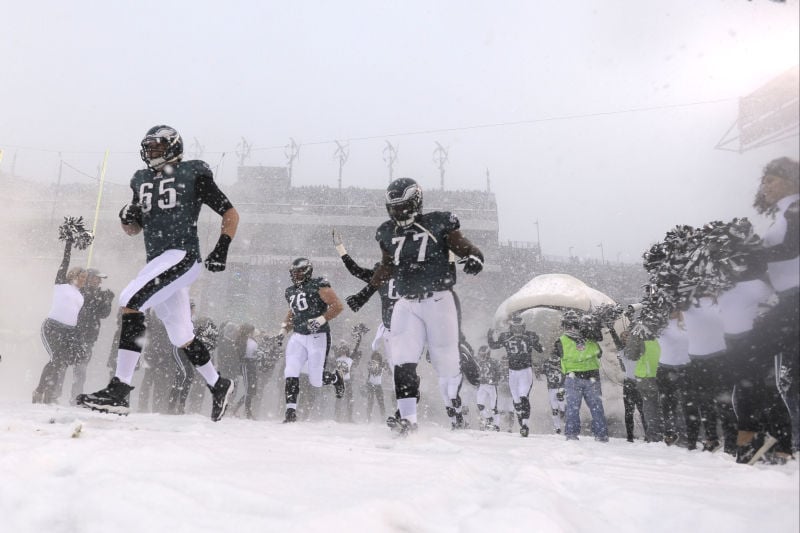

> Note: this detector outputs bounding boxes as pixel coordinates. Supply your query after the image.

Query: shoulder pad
[132,168,151,182]
[314,276,332,288]
[376,220,394,241]
[183,159,214,177]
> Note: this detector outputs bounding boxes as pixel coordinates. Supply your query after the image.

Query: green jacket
[560,335,601,374]
[634,340,661,379]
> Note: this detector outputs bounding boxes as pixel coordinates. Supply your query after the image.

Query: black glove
[460,254,483,275]
[119,203,142,226]
[204,234,232,272]
[556,388,565,402]
[346,284,378,312]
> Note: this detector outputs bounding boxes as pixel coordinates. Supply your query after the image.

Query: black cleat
[451,413,467,430]
[209,377,234,422]
[283,407,297,423]
[333,370,345,399]
[520,425,529,438]
[389,417,417,437]
[76,377,133,416]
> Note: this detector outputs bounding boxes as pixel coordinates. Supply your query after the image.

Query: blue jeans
[564,375,608,440]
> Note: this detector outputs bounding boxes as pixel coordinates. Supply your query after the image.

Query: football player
[333,229,399,367]
[543,354,566,434]
[488,315,543,437]
[475,345,502,431]
[77,125,239,421]
[360,177,484,436]
[279,257,345,423]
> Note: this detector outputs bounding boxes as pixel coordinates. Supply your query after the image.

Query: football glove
[346,284,377,312]
[204,234,232,272]
[332,228,347,257]
[276,323,289,345]
[119,203,143,226]
[307,315,327,333]
[556,388,565,402]
[460,254,484,275]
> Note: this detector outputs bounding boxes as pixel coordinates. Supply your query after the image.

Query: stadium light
[383,141,398,183]
[433,142,449,190]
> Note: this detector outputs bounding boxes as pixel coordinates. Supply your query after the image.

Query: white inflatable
[493,273,616,325]
[492,273,624,384]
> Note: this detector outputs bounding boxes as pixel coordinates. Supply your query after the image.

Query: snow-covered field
[1,402,797,533]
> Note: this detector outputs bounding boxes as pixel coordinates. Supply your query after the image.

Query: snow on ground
[1,402,797,533]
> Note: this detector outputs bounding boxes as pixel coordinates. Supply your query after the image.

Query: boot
[76,377,133,415]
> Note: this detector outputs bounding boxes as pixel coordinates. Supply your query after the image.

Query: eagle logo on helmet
[140,125,184,171]
[289,257,313,287]
[385,177,423,228]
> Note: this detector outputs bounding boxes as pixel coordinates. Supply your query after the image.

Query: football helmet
[385,177,423,228]
[478,345,491,358]
[509,315,526,334]
[289,257,313,286]
[140,125,184,171]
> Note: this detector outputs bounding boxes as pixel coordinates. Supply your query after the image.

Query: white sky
[1,0,798,261]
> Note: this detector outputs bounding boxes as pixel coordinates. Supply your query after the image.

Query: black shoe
[452,413,467,430]
[389,418,417,437]
[333,370,345,399]
[702,439,721,453]
[627,436,634,443]
[664,435,679,446]
[737,434,778,465]
[209,377,234,422]
[283,407,297,423]
[520,425,529,438]
[76,377,133,415]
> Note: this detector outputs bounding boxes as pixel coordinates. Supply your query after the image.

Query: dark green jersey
[478,357,502,385]
[285,277,332,335]
[488,330,543,370]
[341,254,399,329]
[130,159,233,262]
[375,211,459,296]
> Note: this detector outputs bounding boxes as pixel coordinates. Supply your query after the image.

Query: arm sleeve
[341,254,375,283]
[552,339,563,359]
[196,165,234,216]
[487,332,504,350]
[55,241,72,284]
[608,328,625,351]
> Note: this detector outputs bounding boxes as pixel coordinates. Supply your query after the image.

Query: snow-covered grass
[1,402,797,533]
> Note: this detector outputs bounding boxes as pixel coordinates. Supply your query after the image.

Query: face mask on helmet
[385,178,423,228]
[289,258,313,286]
[140,125,183,171]
[509,316,526,334]
[478,346,491,358]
